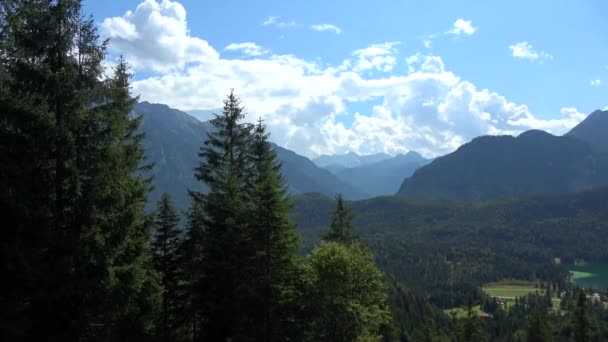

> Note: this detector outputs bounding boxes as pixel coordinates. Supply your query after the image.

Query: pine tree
[180,200,206,341]
[97,57,161,341]
[152,193,182,341]
[243,118,299,341]
[527,310,551,342]
[460,296,486,341]
[0,2,159,339]
[191,90,253,341]
[572,290,590,342]
[323,193,355,244]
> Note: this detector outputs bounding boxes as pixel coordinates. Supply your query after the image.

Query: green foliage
[152,193,183,341]
[323,193,356,244]
[0,2,160,339]
[526,310,551,342]
[301,242,391,341]
[242,118,301,341]
[571,290,590,342]
[190,90,253,341]
[292,188,608,307]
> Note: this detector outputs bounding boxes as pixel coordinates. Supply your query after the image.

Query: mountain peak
[566,109,608,151]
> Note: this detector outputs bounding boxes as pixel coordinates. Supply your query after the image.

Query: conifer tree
[152,193,182,342]
[572,290,590,342]
[0,2,159,339]
[180,200,206,341]
[244,118,299,341]
[191,90,253,341]
[323,193,355,244]
[460,296,486,341]
[527,310,551,342]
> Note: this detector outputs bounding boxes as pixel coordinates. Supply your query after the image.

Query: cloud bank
[103,0,586,158]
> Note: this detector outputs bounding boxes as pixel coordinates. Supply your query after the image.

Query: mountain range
[136,102,367,210]
[137,101,608,208]
[328,152,430,197]
[398,110,608,201]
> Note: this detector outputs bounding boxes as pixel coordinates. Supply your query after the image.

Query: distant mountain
[135,102,367,210]
[273,145,368,200]
[398,129,608,201]
[313,152,391,168]
[332,152,430,197]
[136,102,210,211]
[567,109,608,151]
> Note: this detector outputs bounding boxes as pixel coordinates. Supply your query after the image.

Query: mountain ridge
[398,114,608,201]
[135,102,367,209]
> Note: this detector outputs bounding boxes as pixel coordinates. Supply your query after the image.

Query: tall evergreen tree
[191,90,253,341]
[243,118,299,341]
[180,200,206,341]
[527,310,551,342]
[572,290,590,342]
[152,193,182,342]
[0,2,159,339]
[323,193,355,244]
[460,296,486,342]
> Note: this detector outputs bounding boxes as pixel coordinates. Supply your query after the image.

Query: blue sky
[85,0,608,157]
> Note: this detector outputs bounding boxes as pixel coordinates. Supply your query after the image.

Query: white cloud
[351,42,399,72]
[102,0,218,72]
[262,16,295,28]
[225,42,269,57]
[422,39,432,49]
[449,19,476,35]
[591,79,601,86]
[310,24,342,34]
[509,41,552,62]
[107,1,586,158]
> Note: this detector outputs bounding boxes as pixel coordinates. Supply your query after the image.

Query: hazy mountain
[332,152,430,197]
[566,109,608,151]
[135,102,367,210]
[273,145,368,200]
[313,151,391,168]
[398,129,608,201]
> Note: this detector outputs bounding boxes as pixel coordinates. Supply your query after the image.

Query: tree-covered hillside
[399,129,608,201]
[292,187,608,306]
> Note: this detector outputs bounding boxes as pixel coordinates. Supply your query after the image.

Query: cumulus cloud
[225,42,269,57]
[449,19,476,35]
[591,79,601,86]
[262,16,295,28]
[102,0,218,72]
[311,24,342,34]
[351,42,399,72]
[106,0,586,158]
[509,41,552,62]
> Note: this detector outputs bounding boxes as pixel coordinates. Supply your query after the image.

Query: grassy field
[444,281,563,316]
[482,281,540,299]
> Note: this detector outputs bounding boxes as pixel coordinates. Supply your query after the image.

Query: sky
[85,0,608,158]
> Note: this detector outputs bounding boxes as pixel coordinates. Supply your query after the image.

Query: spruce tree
[527,310,551,342]
[244,118,299,341]
[323,193,355,244]
[180,200,206,341]
[152,193,182,342]
[0,2,159,339]
[191,90,253,341]
[572,290,590,342]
